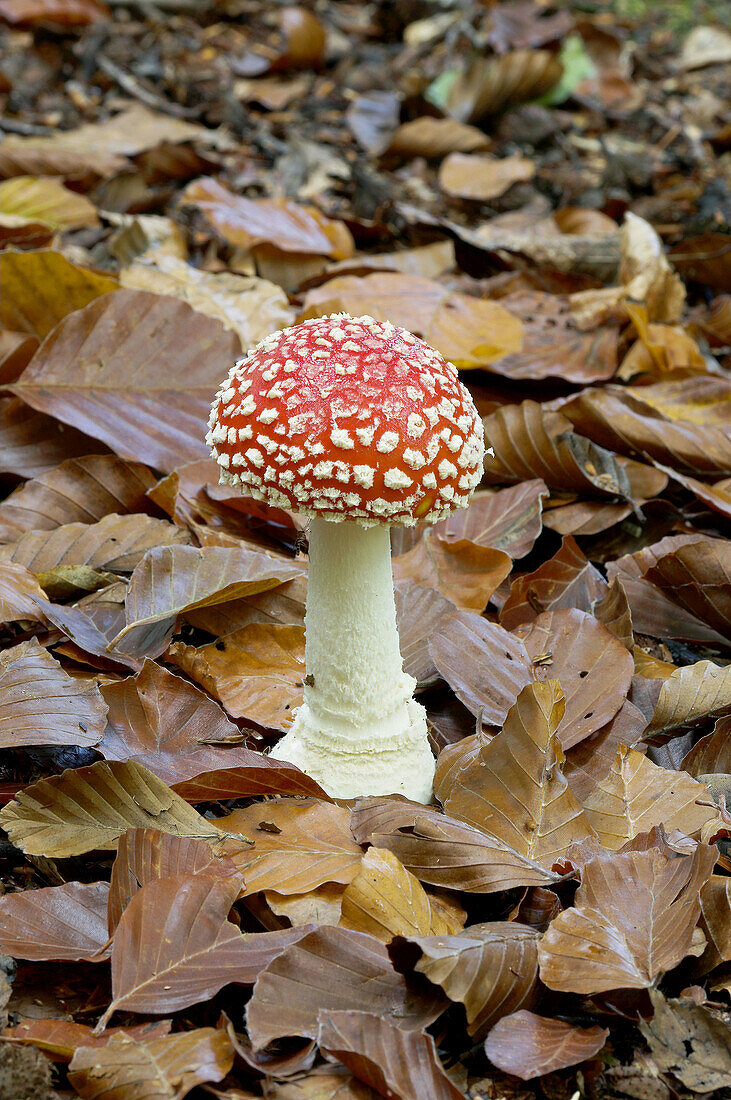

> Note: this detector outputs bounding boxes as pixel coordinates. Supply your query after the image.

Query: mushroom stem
[271,516,435,802]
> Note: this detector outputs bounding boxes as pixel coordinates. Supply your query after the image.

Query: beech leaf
[0,881,110,962]
[484,1010,609,1080]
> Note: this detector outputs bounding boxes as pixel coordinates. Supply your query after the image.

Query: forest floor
[0,1,730,1098]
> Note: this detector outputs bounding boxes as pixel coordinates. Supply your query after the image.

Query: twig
[96,55,201,119]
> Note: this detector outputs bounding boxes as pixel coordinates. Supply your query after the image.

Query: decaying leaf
[639,989,731,1094]
[68,1027,234,1100]
[439,681,595,866]
[246,927,444,1050]
[392,921,540,1040]
[0,638,107,749]
[538,838,716,993]
[0,760,223,856]
[298,272,523,368]
[484,1010,609,1080]
[318,1011,464,1100]
[340,846,463,942]
[214,798,363,895]
[0,881,110,962]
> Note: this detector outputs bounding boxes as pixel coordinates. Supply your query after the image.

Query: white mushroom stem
[271,516,435,802]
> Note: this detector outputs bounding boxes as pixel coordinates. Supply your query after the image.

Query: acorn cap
[207,313,485,527]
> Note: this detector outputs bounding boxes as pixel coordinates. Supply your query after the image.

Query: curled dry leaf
[213,798,362,896]
[592,577,634,651]
[392,921,540,1040]
[0,881,110,962]
[485,291,619,384]
[33,594,142,673]
[517,608,634,750]
[484,1010,609,1080]
[482,400,640,501]
[114,544,302,658]
[340,846,463,943]
[3,1019,172,1062]
[639,989,731,1095]
[108,827,242,933]
[440,681,595,867]
[436,480,548,559]
[0,759,222,857]
[500,535,608,631]
[444,49,563,123]
[298,272,523,368]
[645,661,731,741]
[681,715,731,777]
[0,638,106,749]
[428,610,533,725]
[561,386,731,477]
[183,178,354,259]
[0,561,46,625]
[385,116,490,158]
[439,153,535,200]
[246,927,444,1050]
[350,798,558,893]
[170,752,328,802]
[100,874,308,1026]
[0,250,117,341]
[393,532,512,612]
[168,623,305,730]
[0,397,107,479]
[0,176,99,230]
[1,512,189,575]
[644,539,731,639]
[318,1011,464,1100]
[0,455,157,543]
[11,288,241,473]
[68,1027,234,1100]
[581,745,722,849]
[538,839,716,993]
[696,875,731,973]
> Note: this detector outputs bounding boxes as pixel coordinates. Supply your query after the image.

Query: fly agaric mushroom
[207,314,484,802]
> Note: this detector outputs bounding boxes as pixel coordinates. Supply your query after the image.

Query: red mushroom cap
[207,313,484,527]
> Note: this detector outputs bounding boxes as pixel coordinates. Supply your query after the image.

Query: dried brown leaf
[246,927,444,1049]
[214,798,363,895]
[184,178,354,258]
[339,847,462,942]
[168,623,304,730]
[0,638,106,749]
[538,840,716,993]
[428,610,533,725]
[299,272,522,368]
[0,561,46,625]
[581,745,721,849]
[440,681,595,865]
[68,1027,234,1100]
[11,288,241,473]
[394,581,455,688]
[0,881,109,962]
[386,116,490,158]
[484,1010,608,1080]
[0,250,117,341]
[500,536,608,631]
[318,1011,464,1100]
[350,798,558,893]
[696,875,731,973]
[1,512,189,576]
[3,1019,172,1062]
[681,715,731,777]
[393,532,512,612]
[0,0,109,26]
[115,544,301,658]
[100,874,306,1025]
[108,827,242,934]
[639,989,731,1094]
[0,455,156,542]
[645,539,731,639]
[646,661,731,740]
[0,396,106,479]
[0,176,99,230]
[563,697,648,803]
[439,153,535,200]
[0,759,222,857]
[392,922,540,1040]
